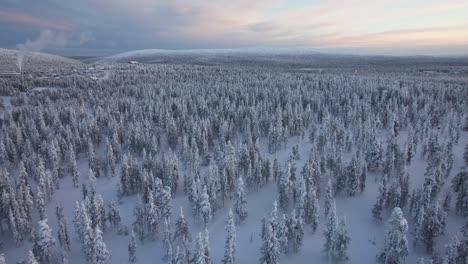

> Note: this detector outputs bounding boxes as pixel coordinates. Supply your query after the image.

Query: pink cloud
[0,10,73,31]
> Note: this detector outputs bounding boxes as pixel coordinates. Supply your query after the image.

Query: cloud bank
[0,0,467,55]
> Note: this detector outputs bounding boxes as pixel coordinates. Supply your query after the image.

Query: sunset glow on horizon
[1,0,467,55]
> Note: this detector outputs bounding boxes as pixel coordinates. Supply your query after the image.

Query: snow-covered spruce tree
[203,230,213,264]
[443,192,451,213]
[174,208,191,245]
[205,165,219,215]
[189,177,201,221]
[270,201,279,234]
[36,177,48,220]
[304,185,319,232]
[222,210,237,264]
[192,231,212,264]
[372,174,388,223]
[27,250,39,264]
[451,169,468,217]
[72,153,81,188]
[32,219,56,264]
[334,216,351,262]
[146,190,160,240]
[443,236,460,264]
[324,179,333,218]
[359,165,367,194]
[268,109,283,154]
[199,185,212,226]
[323,198,338,260]
[346,156,359,196]
[278,162,293,211]
[413,205,425,247]
[294,172,307,217]
[377,207,409,264]
[107,201,122,229]
[277,214,289,255]
[365,131,383,171]
[288,210,304,254]
[163,217,173,262]
[421,202,447,254]
[161,186,173,220]
[399,166,410,209]
[93,226,110,264]
[0,254,4,264]
[224,140,238,195]
[174,245,188,264]
[105,138,116,177]
[273,158,281,183]
[464,144,468,165]
[260,223,280,264]
[56,202,71,251]
[88,168,97,197]
[234,176,248,224]
[334,157,347,196]
[128,230,137,263]
[442,223,467,264]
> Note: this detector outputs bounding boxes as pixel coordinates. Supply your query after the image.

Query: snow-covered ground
[0,56,467,264]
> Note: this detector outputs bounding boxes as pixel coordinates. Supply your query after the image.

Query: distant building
[129,61,139,64]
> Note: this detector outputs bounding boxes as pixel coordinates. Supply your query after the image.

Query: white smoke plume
[16,30,92,71]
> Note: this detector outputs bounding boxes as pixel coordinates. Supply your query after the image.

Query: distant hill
[99,48,321,63]
[0,48,81,72]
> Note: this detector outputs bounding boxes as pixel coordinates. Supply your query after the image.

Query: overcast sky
[1,0,467,56]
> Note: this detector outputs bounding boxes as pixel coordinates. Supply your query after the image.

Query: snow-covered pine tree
[222,210,237,264]
[377,207,409,264]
